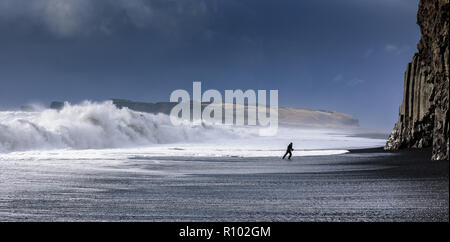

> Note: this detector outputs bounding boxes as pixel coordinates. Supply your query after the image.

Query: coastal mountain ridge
[50,99,359,129]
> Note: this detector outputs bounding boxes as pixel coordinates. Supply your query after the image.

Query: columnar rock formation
[385,0,449,160]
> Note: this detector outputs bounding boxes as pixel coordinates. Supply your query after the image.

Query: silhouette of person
[282,142,294,160]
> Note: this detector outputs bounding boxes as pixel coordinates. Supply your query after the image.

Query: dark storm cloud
[0,0,209,37]
[0,0,420,131]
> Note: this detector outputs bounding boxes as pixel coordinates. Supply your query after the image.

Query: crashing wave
[0,101,251,153]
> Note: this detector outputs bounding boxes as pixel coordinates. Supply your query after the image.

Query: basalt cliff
[385,0,449,160]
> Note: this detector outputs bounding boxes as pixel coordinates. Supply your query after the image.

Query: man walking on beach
[282,142,294,160]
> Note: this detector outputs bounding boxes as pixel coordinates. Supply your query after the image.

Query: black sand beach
[0,148,448,221]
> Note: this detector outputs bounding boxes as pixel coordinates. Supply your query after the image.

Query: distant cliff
[112,99,359,128]
[51,99,358,128]
[385,0,449,160]
[277,107,358,128]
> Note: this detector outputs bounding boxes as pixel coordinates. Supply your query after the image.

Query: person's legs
[282,151,288,159]
[288,151,292,160]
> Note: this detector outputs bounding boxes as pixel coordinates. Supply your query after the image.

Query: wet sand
[0,148,448,221]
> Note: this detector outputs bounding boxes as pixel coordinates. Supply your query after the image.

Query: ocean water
[7,101,447,221]
[0,101,385,159]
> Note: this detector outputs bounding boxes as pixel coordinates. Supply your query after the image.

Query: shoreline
[0,145,447,222]
[349,146,435,157]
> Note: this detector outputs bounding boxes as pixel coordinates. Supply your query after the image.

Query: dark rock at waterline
[50,101,65,110]
[385,0,449,160]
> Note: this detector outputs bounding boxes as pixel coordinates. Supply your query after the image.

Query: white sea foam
[0,101,250,152]
[0,101,386,159]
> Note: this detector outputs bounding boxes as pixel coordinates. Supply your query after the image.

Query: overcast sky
[0,0,420,131]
